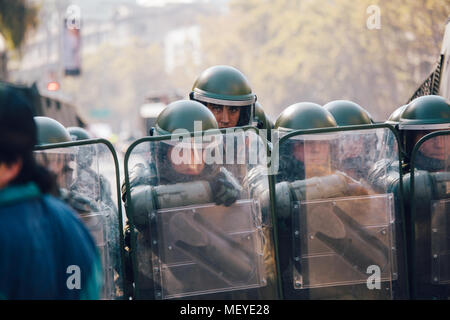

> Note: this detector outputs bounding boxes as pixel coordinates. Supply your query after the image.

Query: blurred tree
[0,0,39,50]
[199,0,450,120]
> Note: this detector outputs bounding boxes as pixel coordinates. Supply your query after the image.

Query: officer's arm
[402,170,450,202]
[60,188,100,214]
[126,174,242,230]
[255,171,372,220]
[270,172,389,273]
[367,159,401,194]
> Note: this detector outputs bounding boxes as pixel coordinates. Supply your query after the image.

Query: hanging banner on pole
[63,5,82,76]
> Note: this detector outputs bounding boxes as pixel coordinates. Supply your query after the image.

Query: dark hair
[236,105,251,127]
[0,84,58,194]
[192,98,252,127]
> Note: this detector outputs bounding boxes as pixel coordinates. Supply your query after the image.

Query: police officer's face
[207,104,241,128]
[293,140,331,177]
[293,141,330,165]
[414,131,449,161]
[168,145,205,176]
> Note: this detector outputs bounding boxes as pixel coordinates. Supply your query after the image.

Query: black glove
[210,167,242,206]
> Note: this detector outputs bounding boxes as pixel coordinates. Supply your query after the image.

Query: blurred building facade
[9,0,225,92]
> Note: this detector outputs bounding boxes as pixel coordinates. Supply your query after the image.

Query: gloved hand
[209,167,242,206]
[60,188,99,214]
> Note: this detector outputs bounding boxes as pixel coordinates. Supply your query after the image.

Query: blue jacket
[0,182,103,299]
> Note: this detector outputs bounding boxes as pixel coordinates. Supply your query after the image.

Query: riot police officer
[190,66,273,183]
[67,126,115,211]
[247,102,405,299]
[190,65,257,129]
[323,100,374,179]
[123,100,273,300]
[399,95,450,171]
[273,102,337,182]
[397,95,450,299]
[34,117,74,192]
[67,126,125,299]
[34,118,125,299]
[367,95,450,299]
[272,102,366,300]
[34,117,94,211]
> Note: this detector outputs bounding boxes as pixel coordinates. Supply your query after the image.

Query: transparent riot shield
[124,128,280,299]
[272,125,408,299]
[410,131,450,299]
[34,139,126,300]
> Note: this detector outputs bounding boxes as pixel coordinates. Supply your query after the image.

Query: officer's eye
[212,106,223,113]
[229,107,239,113]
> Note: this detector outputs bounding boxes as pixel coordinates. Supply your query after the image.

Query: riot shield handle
[315,205,390,275]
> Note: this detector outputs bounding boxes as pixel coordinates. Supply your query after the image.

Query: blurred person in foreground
[0,84,102,299]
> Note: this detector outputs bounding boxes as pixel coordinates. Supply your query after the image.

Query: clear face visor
[288,134,336,178]
[34,149,76,188]
[415,131,450,161]
[338,134,366,159]
[162,134,224,176]
[405,129,450,162]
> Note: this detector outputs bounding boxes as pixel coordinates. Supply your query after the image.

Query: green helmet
[67,127,92,141]
[254,102,273,130]
[155,100,219,135]
[399,95,450,130]
[34,116,71,145]
[67,126,94,168]
[190,65,256,127]
[323,100,373,126]
[386,104,408,126]
[152,100,220,184]
[275,102,337,132]
[399,95,450,159]
[267,118,274,130]
[274,103,337,182]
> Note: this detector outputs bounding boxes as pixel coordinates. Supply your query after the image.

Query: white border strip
[192,92,255,106]
[398,123,450,130]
